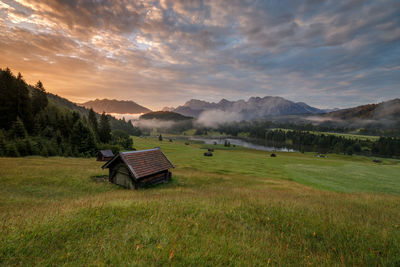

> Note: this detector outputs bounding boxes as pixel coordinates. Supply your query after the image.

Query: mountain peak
[173,96,325,118]
[219,98,230,104]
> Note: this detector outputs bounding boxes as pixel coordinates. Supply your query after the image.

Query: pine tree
[0,68,19,129]
[71,121,97,154]
[112,130,133,150]
[71,111,81,125]
[88,108,99,137]
[98,112,111,143]
[9,117,27,139]
[16,73,33,132]
[32,80,48,115]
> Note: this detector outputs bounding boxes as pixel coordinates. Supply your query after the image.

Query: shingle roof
[99,150,114,157]
[102,148,174,179]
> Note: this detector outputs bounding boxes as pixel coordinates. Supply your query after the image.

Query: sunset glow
[1,0,399,109]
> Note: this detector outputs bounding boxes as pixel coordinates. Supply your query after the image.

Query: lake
[189,137,297,152]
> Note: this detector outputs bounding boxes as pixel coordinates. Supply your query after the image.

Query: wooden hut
[97,150,114,161]
[101,148,174,189]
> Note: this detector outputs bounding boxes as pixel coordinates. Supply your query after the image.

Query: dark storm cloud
[0,0,399,109]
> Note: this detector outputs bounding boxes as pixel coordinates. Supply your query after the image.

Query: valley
[1,137,399,266]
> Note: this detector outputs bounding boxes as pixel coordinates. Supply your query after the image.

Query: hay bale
[270,153,276,157]
[204,152,213,157]
[208,148,214,152]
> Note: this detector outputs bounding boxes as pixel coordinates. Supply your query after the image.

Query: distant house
[101,148,174,189]
[97,150,114,162]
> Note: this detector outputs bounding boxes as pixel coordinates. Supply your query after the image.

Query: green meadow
[307,131,380,141]
[1,137,400,266]
[271,128,380,141]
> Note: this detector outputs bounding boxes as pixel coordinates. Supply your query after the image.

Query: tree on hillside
[0,68,32,131]
[71,121,96,155]
[15,73,33,132]
[32,80,48,115]
[88,108,98,137]
[111,130,133,150]
[99,112,111,143]
[109,117,142,136]
[71,111,81,125]
[9,117,27,139]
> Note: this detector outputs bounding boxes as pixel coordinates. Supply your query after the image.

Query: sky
[0,0,399,110]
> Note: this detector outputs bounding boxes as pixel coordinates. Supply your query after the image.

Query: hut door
[114,171,133,189]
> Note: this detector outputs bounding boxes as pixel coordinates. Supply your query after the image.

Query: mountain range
[80,99,151,114]
[170,96,327,119]
[78,96,400,123]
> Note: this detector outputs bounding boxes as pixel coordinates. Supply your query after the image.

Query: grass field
[1,137,400,266]
[307,131,380,141]
[270,128,380,141]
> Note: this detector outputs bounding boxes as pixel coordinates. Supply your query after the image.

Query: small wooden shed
[97,150,114,161]
[101,148,174,189]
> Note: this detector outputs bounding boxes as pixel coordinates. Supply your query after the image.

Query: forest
[201,121,400,158]
[258,129,399,157]
[0,68,139,157]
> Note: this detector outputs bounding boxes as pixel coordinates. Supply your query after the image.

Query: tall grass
[0,138,399,266]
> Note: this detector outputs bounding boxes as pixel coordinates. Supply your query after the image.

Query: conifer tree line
[212,121,400,158]
[257,130,400,157]
[0,68,136,157]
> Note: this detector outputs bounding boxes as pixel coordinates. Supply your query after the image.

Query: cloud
[132,119,177,129]
[196,109,243,128]
[0,0,399,109]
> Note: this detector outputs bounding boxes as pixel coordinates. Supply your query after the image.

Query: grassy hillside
[327,98,400,120]
[0,138,399,266]
[307,131,380,141]
[272,128,380,141]
[80,99,151,114]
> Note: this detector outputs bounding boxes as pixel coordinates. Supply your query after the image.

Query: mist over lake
[190,137,297,152]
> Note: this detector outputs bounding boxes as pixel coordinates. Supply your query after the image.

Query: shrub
[5,143,20,157]
[15,140,28,156]
[346,146,354,155]
[40,146,49,157]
